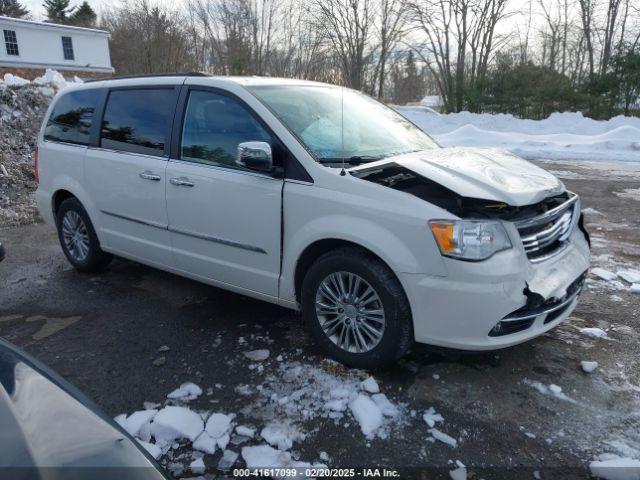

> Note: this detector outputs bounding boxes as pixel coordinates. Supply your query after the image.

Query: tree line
[1,0,97,27]
[2,0,638,118]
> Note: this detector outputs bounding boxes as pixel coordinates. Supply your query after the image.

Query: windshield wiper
[319,155,382,165]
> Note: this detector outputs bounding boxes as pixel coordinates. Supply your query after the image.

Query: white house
[0,15,113,80]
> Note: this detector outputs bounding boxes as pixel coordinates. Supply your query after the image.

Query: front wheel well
[52,190,76,216]
[294,239,392,303]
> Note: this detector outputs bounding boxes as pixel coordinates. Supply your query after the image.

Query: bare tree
[600,0,623,74]
[373,0,408,98]
[314,0,375,89]
[577,0,596,80]
[101,0,198,75]
[408,0,510,112]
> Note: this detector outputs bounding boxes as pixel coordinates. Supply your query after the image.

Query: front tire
[56,198,112,272]
[301,247,413,369]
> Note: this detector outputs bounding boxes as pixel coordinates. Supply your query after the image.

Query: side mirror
[236,142,273,173]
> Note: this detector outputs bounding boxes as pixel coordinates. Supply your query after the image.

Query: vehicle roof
[77,74,335,91]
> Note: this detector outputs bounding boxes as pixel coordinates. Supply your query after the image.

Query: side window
[3,30,19,56]
[181,90,272,170]
[44,89,102,146]
[61,36,74,60]
[101,89,172,156]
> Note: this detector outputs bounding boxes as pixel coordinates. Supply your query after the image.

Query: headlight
[429,220,512,261]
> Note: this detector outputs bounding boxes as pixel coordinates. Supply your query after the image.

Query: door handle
[139,171,161,181]
[170,177,195,187]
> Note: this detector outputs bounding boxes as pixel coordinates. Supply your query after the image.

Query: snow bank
[3,73,30,87]
[395,108,640,162]
[1,68,82,91]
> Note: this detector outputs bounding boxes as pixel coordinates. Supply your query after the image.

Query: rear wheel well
[52,190,76,217]
[294,239,390,303]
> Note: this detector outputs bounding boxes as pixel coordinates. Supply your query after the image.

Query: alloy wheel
[315,271,386,353]
[61,210,90,262]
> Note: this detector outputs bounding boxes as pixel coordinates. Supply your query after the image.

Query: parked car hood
[0,339,167,479]
[358,147,565,207]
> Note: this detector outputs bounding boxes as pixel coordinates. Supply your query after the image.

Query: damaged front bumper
[399,225,590,351]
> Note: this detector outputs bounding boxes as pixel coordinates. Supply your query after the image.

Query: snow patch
[189,457,205,474]
[218,449,239,471]
[581,361,599,373]
[236,425,256,437]
[589,455,640,480]
[450,466,467,480]
[167,382,203,401]
[349,394,383,438]
[150,406,204,445]
[261,422,305,450]
[524,379,577,404]
[193,432,217,454]
[242,444,301,469]
[429,428,458,447]
[580,327,609,339]
[592,268,619,282]
[119,409,157,438]
[617,270,640,284]
[205,413,234,438]
[371,393,399,417]
[243,349,270,361]
[136,439,162,459]
[361,377,380,393]
[422,407,444,428]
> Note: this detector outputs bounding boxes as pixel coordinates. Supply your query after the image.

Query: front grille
[516,193,579,262]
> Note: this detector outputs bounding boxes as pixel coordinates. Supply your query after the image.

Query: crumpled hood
[390,147,565,206]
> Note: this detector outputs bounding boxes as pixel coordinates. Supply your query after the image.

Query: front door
[166,89,283,297]
[85,87,178,267]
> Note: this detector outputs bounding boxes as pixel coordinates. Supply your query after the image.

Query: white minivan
[36,74,590,368]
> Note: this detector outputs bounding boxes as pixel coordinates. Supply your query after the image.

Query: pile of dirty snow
[395,108,640,162]
[0,70,80,227]
[113,358,461,477]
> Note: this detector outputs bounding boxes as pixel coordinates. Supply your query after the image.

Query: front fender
[280,214,447,304]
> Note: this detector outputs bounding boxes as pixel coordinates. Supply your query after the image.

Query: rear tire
[56,197,112,272]
[301,247,413,369]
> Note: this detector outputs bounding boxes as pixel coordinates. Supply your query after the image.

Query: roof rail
[85,72,210,83]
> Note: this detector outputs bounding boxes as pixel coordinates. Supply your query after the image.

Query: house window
[3,30,19,56]
[61,36,74,60]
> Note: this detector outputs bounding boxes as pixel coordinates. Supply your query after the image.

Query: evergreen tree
[43,0,73,24]
[393,51,425,104]
[0,0,30,18]
[70,1,96,27]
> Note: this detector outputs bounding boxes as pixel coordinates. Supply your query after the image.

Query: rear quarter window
[44,89,102,146]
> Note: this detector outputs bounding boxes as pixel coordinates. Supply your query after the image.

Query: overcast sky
[22,0,540,34]
[23,0,122,18]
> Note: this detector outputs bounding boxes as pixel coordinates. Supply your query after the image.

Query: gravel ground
[0,159,639,479]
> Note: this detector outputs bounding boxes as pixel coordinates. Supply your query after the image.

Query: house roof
[0,15,110,37]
